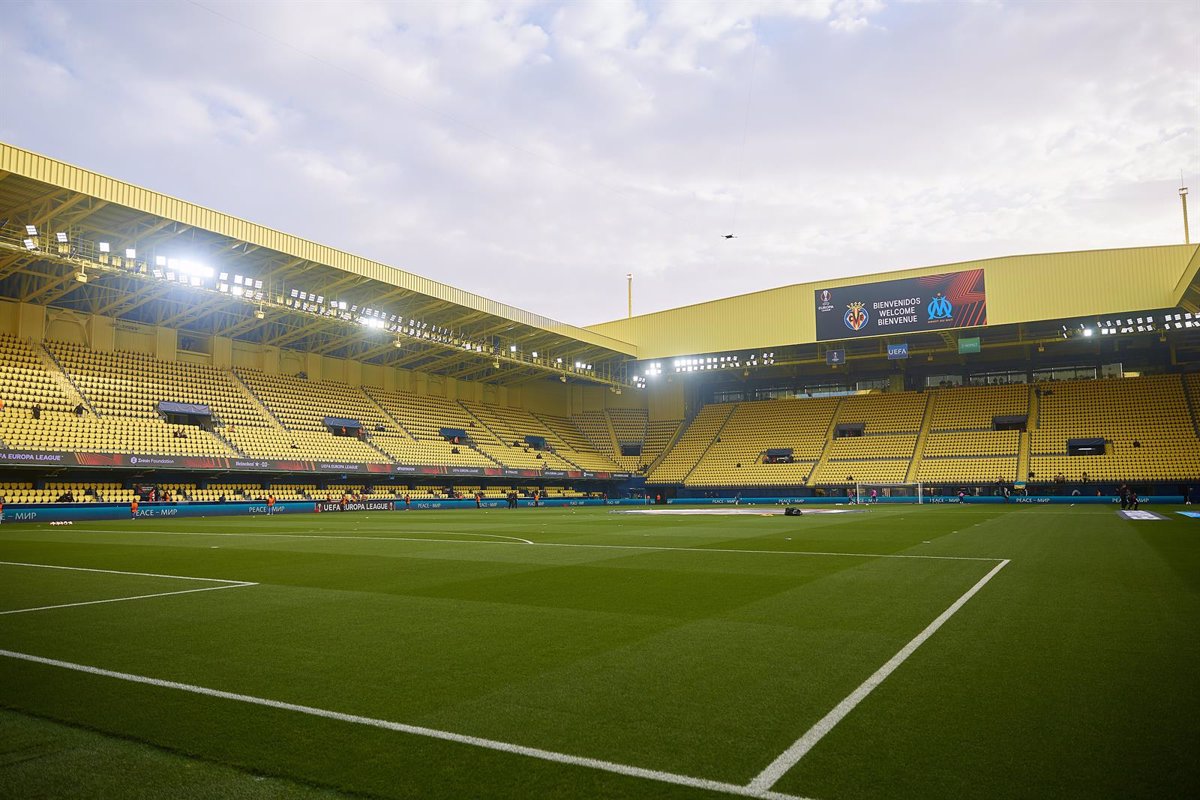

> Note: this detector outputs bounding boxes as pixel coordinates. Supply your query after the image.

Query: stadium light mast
[627,272,633,318]
[1181,180,1190,245]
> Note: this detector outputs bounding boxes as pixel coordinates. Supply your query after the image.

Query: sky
[1,0,1197,328]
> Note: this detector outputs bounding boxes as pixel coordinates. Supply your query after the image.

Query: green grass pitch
[1,505,1197,799]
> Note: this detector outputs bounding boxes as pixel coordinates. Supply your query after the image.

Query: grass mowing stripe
[0,648,814,800]
[747,558,1012,793]
[69,529,1003,562]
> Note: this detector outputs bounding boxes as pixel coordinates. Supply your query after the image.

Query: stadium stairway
[35,342,96,415]
[902,393,936,484]
[1179,373,1200,439]
[229,371,290,430]
[804,397,846,487]
[359,387,422,441]
[643,419,685,474]
[681,403,739,483]
[1017,384,1037,481]
[211,427,246,456]
[451,401,520,468]
[601,412,622,457]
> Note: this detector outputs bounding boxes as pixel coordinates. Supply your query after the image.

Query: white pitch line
[0,560,252,584]
[0,583,256,616]
[72,530,536,546]
[67,530,999,562]
[745,558,1011,793]
[0,648,813,800]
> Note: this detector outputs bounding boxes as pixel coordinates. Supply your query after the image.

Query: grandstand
[1,139,1199,503]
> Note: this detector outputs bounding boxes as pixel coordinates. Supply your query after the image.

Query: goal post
[853,482,924,504]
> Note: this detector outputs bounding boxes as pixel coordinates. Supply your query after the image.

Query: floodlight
[556,358,563,364]
[560,375,567,383]
[289,287,297,297]
[23,238,36,250]
[25,224,37,236]
[254,280,263,289]
[531,351,538,358]
[156,256,167,267]
[98,242,110,253]
[510,345,517,352]
[218,284,229,293]
[55,232,69,243]
[255,308,266,320]
[1083,328,1093,337]
[125,249,136,259]
[75,270,88,283]
[152,269,164,278]
[219,272,229,281]
[492,360,501,369]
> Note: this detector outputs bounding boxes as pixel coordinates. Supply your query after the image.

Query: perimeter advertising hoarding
[815,269,987,342]
[0,450,632,480]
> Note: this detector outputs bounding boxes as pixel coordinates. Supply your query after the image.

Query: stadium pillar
[88,314,115,352]
[212,336,232,369]
[155,326,176,362]
[17,301,44,340]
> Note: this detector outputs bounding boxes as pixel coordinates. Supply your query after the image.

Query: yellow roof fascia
[587,244,1196,359]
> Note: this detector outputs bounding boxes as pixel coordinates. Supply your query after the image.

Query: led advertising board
[815,269,987,342]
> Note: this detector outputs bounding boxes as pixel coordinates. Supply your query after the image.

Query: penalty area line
[71,530,536,545]
[746,558,1011,794]
[0,647,814,800]
[0,582,256,616]
[68,530,998,562]
[0,559,253,584]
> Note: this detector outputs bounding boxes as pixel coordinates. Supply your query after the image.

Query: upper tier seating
[806,392,927,487]
[235,370,394,463]
[1031,375,1197,481]
[685,398,839,487]
[647,404,736,484]
[362,388,507,469]
[0,334,73,414]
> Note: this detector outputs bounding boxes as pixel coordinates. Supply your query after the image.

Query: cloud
[0,0,1194,328]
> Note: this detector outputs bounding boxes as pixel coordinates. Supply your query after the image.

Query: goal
[853,482,924,504]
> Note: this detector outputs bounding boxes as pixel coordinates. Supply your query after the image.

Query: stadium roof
[4,140,1197,386]
[0,142,636,388]
[588,243,1200,363]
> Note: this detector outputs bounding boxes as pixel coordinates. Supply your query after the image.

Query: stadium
[1,132,1198,800]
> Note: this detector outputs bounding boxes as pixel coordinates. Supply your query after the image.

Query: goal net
[853,482,924,504]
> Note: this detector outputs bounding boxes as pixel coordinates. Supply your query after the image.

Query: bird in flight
[723,234,736,239]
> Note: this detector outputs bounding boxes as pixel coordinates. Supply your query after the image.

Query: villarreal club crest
[844,301,869,331]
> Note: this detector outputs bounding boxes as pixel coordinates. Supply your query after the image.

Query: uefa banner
[815,269,987,341]
[0,449,634,480]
